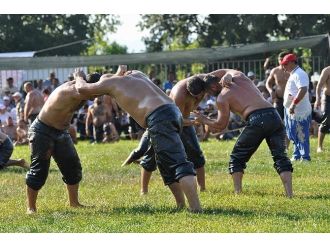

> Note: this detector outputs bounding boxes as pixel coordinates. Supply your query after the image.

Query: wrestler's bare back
[220,76,272,120]
[39,81,87,130]
[77,71,173,128]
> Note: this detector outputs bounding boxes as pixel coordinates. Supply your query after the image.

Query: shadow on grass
[296,194,330,200]
[2,167,58,174]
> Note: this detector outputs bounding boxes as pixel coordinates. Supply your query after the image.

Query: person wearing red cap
[281,53,312,162]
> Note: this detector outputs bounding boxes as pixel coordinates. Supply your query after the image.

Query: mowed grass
[0,136,330,233]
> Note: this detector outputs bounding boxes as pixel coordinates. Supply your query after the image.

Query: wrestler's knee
[175,162,196,181]
[228,161,246,174]
[26,164,49,190]
[62,166,82,185]
[273,159,293,174]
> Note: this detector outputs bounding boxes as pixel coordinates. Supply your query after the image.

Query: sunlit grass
[0,137,329,232]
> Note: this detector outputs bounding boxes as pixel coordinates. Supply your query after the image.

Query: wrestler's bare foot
[26,208,37,214]
[19,159,30,169]
[121,153,138,167]
[70,202,86,208]
[140,190,148,196]
[317,147,323,153]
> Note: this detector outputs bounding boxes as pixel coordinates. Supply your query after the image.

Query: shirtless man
[0,130,28,170]
[123,73,225,193]
[1,116,17,141]
[195,70,293,198]
[314,66,330,152]
[15,119,28,146]
[266,51,290,120]
[75,69,202,212]
[25,72,101,214]
[23,82,44,125]
[86,96,112,143]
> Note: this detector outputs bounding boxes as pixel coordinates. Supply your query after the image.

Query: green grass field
[0,137,329,233]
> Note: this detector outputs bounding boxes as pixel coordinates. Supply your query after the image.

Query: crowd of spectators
[0,62,328,151]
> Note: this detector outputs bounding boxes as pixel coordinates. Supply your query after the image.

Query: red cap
[280,54,297,65]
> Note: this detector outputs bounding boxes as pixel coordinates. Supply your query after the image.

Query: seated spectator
[1,116,17,141]
[0,104,12,126]
[15,119,28,146]
[12,92,25,122]
[103,122,119,143]
[256,81,271,102]
[0,130,29,170]
[1,77,18,97]
[247,71,259,86]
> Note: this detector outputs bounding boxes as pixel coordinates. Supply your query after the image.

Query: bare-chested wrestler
[122,74,215,194]
[23,82,44,126]
[86,96,117,143]
[265,51,290,120]
[75,69,202,212]
[315,66,330,152]
[195,70,293,198]
[25,72,102,214]
[0,130,28,170]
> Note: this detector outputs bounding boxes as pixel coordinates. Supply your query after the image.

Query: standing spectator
[86,96,113,143]
[35,79,44,93]
[1,77,18,97]
[12,92,25,122]
[314,66,330,153]
[50,78,61,92]
[76,104,89,140]
[43,72,57,90]
[23,82,44,125]
[265,51,291,120]
[163,71,176,91]
[281,54,312,162]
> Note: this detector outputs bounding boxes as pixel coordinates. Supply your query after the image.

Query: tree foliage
[139,14,330,52]
[0,14,120,56]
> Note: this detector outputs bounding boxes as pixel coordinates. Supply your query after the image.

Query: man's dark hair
[203,74,220,89]
[187,76,205,95]
[6,77,13,81]
[86,72,101,84]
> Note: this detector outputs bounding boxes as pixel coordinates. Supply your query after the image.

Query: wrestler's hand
[74,68,86,79]
[116,65,128,76]
[220,73,233,88]
[314,99,321,110]
[193,110,205,125]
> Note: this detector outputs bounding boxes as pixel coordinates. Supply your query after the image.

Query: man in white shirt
[281,54,312,162]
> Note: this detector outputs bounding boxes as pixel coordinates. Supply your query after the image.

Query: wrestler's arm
[265,68,276,102]
[171,91,194,126]
[315,67,330,109]
[23,94,31,122]
[195,97,230,132]
[75,75,121,96]
[85,107,92,136]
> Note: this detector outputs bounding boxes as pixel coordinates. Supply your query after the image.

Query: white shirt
[284,66,312,120]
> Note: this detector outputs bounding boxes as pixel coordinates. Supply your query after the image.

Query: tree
[139,14,330,52]
[0,14,120,56]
